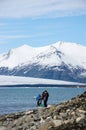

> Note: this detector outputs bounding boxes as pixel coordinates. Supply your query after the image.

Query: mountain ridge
[0,41,86,83]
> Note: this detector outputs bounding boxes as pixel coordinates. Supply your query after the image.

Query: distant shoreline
[0,84,86,87]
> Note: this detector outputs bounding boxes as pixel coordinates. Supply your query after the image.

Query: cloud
[0,35,30,39]
[0,32,50,39]
[0,0,86,18]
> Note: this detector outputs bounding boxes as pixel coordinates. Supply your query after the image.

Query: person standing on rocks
[42,90,49,107]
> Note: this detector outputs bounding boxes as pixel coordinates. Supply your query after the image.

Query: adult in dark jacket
[42,90,49,107]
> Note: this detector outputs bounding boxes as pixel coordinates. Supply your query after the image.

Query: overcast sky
[0,0,86,53]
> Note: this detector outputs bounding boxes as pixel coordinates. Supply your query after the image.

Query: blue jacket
[36,94,41,101]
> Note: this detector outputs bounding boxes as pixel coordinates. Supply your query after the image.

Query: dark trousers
[44,99,48,107]
[37,99,42,106]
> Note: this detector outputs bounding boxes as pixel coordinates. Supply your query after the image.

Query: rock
[52,119,63,127]
[63,120,70,124]
[78,109,86,115]
[39,121,55,130]
[76,116,85,123]
[0,126,6,130]
[59,112,68,119]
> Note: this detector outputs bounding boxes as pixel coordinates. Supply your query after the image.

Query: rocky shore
[0,91,86,130]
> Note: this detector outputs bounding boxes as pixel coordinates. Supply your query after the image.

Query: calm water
[0,87,86,115]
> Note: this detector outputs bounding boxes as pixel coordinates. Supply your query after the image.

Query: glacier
[0,75,84,86]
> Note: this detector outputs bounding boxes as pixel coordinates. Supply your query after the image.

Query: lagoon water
[0,87,86,115]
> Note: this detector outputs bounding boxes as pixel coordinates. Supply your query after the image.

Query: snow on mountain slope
[0,45,36,68]
[0,75,84,86]
[0,41,86,69]
[53,41,86,68]
[0,44,50,68]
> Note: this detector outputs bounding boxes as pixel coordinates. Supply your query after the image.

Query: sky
[0,0,86,53]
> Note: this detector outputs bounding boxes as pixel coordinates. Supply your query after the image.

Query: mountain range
[0,41,86,83]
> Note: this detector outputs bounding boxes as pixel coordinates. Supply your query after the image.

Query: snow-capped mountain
[0,41,86,83]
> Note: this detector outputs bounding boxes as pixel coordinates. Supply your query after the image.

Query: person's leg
[37,100,39,106]
[44,100,47,107]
